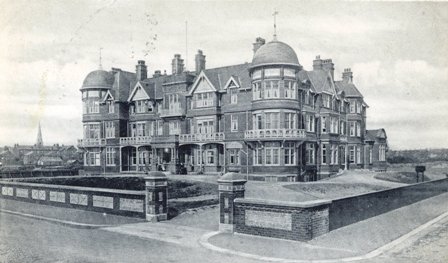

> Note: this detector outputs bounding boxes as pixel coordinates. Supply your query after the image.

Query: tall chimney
[322,58,334,79]
[136,60,147,81]
[195,50,206,73]
[342,68,353,83]
[313,55,323,70]
[171,54,184,75]
[252,37,266,54]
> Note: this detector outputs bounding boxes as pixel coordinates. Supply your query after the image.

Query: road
[1,211,447,263]
[0,213,258,263]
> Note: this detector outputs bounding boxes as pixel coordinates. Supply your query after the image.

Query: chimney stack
[252,37,266,54]
[153,70,162,78]
[342,68,353,83]
[195,50,206,73]
[136,60,147,81]
[322,58,334,79]
[313,55,323,70]
[171,54,184,75]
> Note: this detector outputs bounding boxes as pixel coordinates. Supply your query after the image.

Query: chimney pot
[195,49,206,73]
[252,37,266,54]
[342,68,353,83]
[136,60,148,81]
[172,54,184,75]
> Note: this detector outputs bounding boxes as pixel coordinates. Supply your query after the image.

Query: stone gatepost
[218,172,247,233]
[144,171,168,222]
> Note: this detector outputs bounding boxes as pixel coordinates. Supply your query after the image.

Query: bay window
[306,143,315,164]
[284,142,295,165]
[195,92,214,107]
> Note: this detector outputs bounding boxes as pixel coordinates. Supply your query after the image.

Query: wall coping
[234,198,332,208]
[0,180,145,196]
[330,177,448,202]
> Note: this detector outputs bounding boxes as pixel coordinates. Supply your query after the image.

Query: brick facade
[78,38,388,179]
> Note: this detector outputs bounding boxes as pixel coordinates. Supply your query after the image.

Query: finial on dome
[272,10,279,41]
[99,47,103,70]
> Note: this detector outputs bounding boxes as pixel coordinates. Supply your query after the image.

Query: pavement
[1,190,447,262]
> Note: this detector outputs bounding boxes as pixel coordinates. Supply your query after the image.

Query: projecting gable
[224,76,240,89]
[127,82,150,102]
[101,90,115,103]
[188,71,217,95]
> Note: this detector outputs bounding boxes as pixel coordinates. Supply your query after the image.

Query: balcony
[159,107,185,118]
[179,132,225,144]
[119,136,153,146]
[244,129,306,141]
[77,138,106,147]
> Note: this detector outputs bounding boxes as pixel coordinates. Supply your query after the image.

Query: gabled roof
[127,81,153,102]
[200,63,251,92]
[224,75,241,89]
[335,81,363,98]
[298,70,335,94]
[101,90,115,103]
[108,70,136,102]
[365,129,387,141]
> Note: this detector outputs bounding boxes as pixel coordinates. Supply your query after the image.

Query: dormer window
[230,88,238,104]
[107,100,114,113]
[323,94,331,108]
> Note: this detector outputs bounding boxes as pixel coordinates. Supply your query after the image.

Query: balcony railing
[119,136,153,146]
[159,107,184,117]
[179,132,225,143]
[244,129,306,140]
[77,138,106,147]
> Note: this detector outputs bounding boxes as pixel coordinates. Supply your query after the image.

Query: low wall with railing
[0,181,146,218]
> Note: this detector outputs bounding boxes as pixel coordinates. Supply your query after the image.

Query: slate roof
[335,81,363,98]
[251,41,300,68]
[82,70,114,89]
[202,63,252,91]
[298,70,334,94]
[365,129,387,141]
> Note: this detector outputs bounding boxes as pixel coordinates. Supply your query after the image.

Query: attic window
[284,68,295,78]
[252,70,262,79]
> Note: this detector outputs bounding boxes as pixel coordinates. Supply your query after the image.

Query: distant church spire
[36,122,43,147]
[273,10,279,41]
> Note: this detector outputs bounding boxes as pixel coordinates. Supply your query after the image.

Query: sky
[0,0,447,150]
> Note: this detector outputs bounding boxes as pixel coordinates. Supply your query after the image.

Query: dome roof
[251,40,300,69]
[82,70,114,89]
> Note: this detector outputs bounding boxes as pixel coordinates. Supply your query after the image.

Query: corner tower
[245,38,306,174]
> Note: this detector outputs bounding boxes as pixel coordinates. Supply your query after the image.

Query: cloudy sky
[0,0,447,150]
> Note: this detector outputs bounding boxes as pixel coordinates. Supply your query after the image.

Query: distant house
[365,129,388,172]
[37,156,64,166]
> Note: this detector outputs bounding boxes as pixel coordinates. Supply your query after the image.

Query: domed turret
[81,70,114,90]
[250,40,300,69]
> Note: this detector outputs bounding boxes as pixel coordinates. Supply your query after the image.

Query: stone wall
[233,198,331,241]
[0,181,145,218]
[329,177,448,230]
